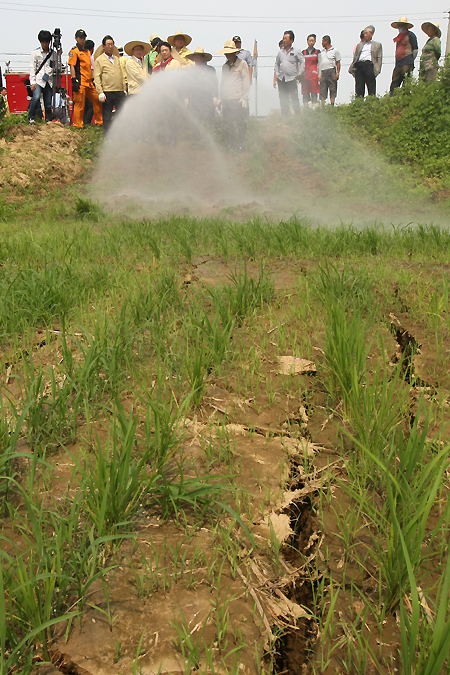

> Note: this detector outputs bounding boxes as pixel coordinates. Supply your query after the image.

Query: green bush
[334,67,450,185]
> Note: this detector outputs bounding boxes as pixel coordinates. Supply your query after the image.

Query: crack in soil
[271,464,319,674]
[49,648,93,675]
[389,312,434,388]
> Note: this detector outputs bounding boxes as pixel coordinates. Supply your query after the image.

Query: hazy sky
[1,0,446,113]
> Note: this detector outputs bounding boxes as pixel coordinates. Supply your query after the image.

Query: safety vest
[302,48,320,80]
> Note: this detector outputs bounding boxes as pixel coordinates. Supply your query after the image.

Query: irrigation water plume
[92,68,254,218]
[92,69,445,225]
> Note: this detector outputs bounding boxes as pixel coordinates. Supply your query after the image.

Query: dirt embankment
[0,122,85,195]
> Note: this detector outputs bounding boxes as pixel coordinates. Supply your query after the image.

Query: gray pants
[319,68,337,101]
[277,78,300,116]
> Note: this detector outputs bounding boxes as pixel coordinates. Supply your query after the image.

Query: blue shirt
[237,49,253,68]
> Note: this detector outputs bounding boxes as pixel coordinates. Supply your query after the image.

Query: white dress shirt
[359,41,372,62]
[29,47,54,87]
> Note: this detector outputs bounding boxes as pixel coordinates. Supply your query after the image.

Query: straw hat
[124,40,151,56]
[149,33,159,41]
[93,44,120,60]
[217,40,240,54]
[186,47,212,62]
[167,31,192,47]
[421,21,441,38]
[391,16,414,29]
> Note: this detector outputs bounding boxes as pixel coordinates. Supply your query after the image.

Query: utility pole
[253,39,258,118]
[446,9,450,55]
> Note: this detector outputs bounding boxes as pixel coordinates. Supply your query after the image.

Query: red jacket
[302,48,320,81]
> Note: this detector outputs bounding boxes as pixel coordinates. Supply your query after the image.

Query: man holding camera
[29,30,54,124]
[69,29,103,128]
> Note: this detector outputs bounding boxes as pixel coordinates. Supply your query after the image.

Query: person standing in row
[232,36,253,80]
[144,34,161,73]
[69,29,103,128]
[273,30,304,116]
[152,42,182,72]
[187,47,218,137]
[124,40,150,94]
[29,29,54,124]
[319,35,340,105]
[94,35,126,131]
[217,40,250,152]
[348,25,382,98]
[301,34,320,108]
[82,39,95,126]
[390,16,418,94]
[167,31,193,66]
[419,21,441,82]
[117,46,128,91]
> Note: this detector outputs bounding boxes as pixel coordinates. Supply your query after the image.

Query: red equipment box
[5,72,73,115]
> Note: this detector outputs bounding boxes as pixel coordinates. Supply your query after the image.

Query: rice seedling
[132,629,147,675]
[131,220,162,259]
[399,537,450,675]
[171,607,213,672]
[0,553,78,675]
[345,359,410,490]
[225,262,275,325]
[0,401,33,508]
[191,310,234,367]
[323,302,370,413]
[73,196,104,221]
[184,336,212,407]
[345,408,450,611]
[88,578,119,632]
[314,261,374,314]
[142,389,188,475]
[80,404,145,537]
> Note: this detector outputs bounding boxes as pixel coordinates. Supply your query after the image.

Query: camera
[50,28,70,124]
[52,28,62,51]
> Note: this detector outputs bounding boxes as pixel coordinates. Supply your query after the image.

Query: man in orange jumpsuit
[68,29,103,128]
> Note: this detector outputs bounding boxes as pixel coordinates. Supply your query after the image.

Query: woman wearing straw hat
[389,17,418,95]
[420,22,441,82]
[124,40,151,94]
[167,31,193,66]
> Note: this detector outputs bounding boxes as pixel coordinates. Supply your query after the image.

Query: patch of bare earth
[0,122,85,196]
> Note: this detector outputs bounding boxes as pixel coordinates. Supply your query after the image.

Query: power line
[0,2,444,19]
[0,2,444,23]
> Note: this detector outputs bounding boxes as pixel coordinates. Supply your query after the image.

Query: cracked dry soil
[14,256,450,675]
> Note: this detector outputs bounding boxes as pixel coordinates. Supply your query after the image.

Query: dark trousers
[277,78,300,116]
[83,97,93,125]
[355,61,376,97]
[390,64,413,95]
[102,91,126,131]
[222,99,246,151]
